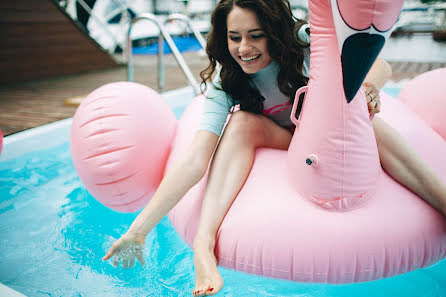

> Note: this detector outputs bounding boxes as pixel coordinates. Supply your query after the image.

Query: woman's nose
[238,39,251,54]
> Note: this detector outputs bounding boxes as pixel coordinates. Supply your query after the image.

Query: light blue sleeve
[198,74,234,136]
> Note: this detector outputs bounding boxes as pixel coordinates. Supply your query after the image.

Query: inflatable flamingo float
[71,0,446,283]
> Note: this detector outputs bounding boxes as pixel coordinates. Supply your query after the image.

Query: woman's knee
[223,111,265,145]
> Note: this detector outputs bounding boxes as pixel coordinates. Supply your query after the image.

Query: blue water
[382,85,402,98]
[1,94,445,297]
[133,36,203,55]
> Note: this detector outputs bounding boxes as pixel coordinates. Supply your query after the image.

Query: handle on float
[290,85,308,127]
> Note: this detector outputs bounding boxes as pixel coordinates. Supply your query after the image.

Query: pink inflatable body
[168,91,446,283]
[71,82,177,212]
[71,0,446,283]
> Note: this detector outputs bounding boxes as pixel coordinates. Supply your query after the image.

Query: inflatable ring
[71,0,446,283]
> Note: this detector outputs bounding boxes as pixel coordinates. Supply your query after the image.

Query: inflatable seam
[85,128,120,139]
[103,189,152,207]
[310,192,366,210]
[79,114,129,128]
[95,171,138,186]
[83,145,135,161]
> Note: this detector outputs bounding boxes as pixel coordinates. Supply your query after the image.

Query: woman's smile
[240,54,262,63]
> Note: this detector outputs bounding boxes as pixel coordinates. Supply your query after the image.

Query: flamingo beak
[340,33,385,103]
[330,0,403,103]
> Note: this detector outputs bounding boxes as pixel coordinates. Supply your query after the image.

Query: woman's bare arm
[364,57,392,90]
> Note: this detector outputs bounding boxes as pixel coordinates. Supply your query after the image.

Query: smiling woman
[199,0,307,116]
[226,7,272,74]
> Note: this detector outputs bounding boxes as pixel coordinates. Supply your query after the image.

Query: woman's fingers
[128,257,135,269]
[364,82,381,115]
[103,239,121,261]
[374,95,381,113]
[122,258,129,269]
[103,236,145,268]
[368,98,377,110]
[366,89,379,102]
[368,94,381,115]
[364,83,379,102]
[136,249,145,266]
[113,254,121,267]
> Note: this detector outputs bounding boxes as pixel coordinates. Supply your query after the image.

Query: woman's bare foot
[192,240,224,296]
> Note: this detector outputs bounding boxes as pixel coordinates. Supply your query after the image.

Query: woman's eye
[252,34,265,39]
[229,36,241,41]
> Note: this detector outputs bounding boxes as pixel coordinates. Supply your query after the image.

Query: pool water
[0,88,445,297]
[133,36,203,55]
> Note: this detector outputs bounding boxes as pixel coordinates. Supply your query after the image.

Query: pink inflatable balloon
[398,67,446,140]
[70,82,177,212]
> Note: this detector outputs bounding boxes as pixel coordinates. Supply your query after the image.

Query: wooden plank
[0,0,119,85]
[0,1,71,23]
[390,61,404,72]
[418,63,430,73]
[430,62,442,71]
[402,62,418,73]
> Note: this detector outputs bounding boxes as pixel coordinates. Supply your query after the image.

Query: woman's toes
[192,288,207,296]
[205,287,216,295]
[205,280,223,295]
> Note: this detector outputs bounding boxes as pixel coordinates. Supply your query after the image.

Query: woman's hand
[363,82,381,117]
[102,232,146,268]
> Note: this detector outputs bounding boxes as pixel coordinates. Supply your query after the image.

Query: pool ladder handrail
[76,0,130,55]
[163,13,208,50]
[127,13,202,95]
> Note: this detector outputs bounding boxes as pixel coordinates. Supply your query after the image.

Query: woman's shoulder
[205,73,235,106]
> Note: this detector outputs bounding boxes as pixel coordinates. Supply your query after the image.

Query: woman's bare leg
[373,117,446,216]
[192,111,293,296]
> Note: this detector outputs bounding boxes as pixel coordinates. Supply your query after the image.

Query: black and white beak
[330,0,403,102]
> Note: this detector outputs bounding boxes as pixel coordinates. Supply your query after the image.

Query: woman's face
[226,6,272,74]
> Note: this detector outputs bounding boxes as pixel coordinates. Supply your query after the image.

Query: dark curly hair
[200,0,308,113]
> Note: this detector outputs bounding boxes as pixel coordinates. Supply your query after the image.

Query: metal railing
[164,13,207,49]
[75,0,130,53]
[127,13,203,94]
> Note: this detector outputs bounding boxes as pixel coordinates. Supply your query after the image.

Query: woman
[103,1,446,295]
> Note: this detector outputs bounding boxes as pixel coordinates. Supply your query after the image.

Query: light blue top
[199,24,310,136]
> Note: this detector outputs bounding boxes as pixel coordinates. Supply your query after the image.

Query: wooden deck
[0,52,208,136]
[0,56,445,136]
[0,0,119,85]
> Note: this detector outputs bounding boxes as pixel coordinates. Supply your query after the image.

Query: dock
[0,55,445,137]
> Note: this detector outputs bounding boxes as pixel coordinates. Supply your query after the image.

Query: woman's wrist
[125,225,148,242]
